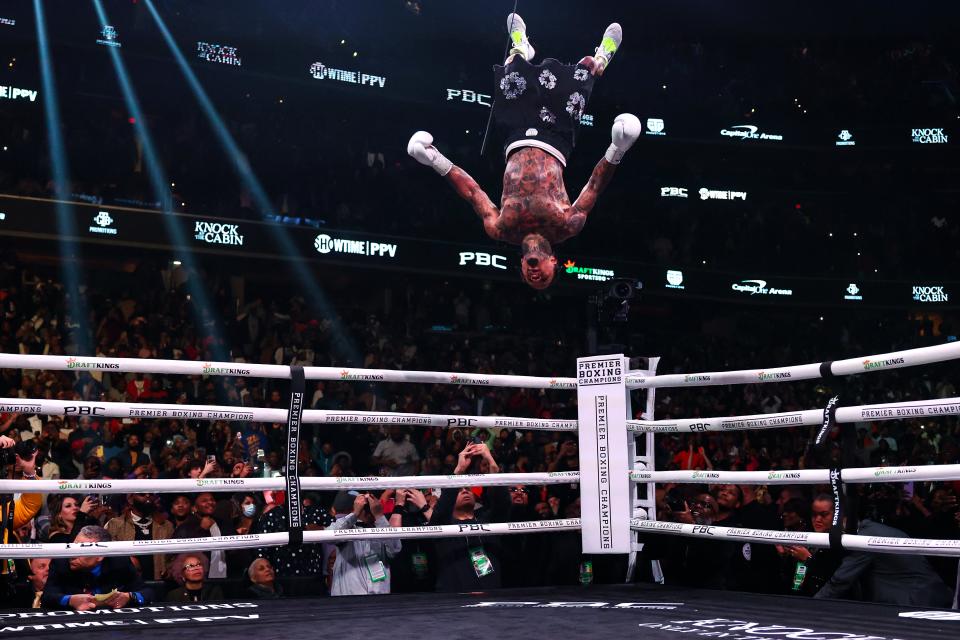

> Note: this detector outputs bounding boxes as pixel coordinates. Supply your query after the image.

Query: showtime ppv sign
[311,62,386,88]
[0,85,38,102]
[314,234,397,258]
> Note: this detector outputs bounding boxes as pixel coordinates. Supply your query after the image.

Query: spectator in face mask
[105,493,173,580]
[236,493,262,535]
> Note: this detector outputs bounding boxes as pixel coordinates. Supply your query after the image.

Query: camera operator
[1,433,43,600]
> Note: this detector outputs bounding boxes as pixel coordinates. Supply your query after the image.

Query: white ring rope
[0,354,577,390]
[0,398,577,432]
[625,341,960,389]
[631,520,960,558]
[630,464,960,485]
[628,396,960,433]
[0,471,582,494]
[7,461,957,495]
[0,519,582,558]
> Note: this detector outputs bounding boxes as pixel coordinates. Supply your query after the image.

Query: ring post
[576,354,631,553]
[625,356,661,583]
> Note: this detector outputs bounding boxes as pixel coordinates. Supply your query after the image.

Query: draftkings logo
[450,375,489,385]
[202,363,252,376]
[58,480,112,490]
[862,357,905,371]
[757,371,791,381]
[563,260,614,282]
[691,471,720,479]
[338,370,385,381]
[767,471,801,480]
[65,357,120,370]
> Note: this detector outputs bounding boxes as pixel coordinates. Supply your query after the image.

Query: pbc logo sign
[64,406,106,416]
[446,89,491,106]
[459,251,507,270]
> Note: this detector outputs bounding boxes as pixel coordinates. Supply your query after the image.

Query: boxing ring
[0,344,959,638]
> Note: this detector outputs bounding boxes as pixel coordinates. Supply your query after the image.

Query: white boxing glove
[407,130,453,176]
[604,113,642,164]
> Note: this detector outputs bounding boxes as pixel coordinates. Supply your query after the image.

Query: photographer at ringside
[1,432,43,600]
[429,442,510,592]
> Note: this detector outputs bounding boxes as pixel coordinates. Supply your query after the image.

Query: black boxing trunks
[493,57,596,166]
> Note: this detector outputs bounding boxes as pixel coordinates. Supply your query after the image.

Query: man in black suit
[41,525,154,610]
[814,487,953,607]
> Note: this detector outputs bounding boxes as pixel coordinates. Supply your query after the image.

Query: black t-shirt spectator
[429,486,510,592]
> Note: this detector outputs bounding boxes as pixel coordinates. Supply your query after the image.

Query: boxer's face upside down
[521,233,557,289]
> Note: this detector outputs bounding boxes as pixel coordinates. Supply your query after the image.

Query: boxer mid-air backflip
[408,13,641,289]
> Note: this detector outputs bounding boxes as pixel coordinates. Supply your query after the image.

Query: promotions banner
[576,355,630,553]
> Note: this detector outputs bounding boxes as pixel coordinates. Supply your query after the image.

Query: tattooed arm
[566,158,617,238]
[446,167,502,240]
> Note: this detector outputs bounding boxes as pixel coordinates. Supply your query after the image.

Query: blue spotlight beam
[91,0,227,361]
[33,0,91,354]
[142,0,359,364]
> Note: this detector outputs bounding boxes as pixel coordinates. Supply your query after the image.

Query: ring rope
[628,395,960,433]
[0,519,582,559]
[630,464,960,485]
[5,459,955,494]
[0,354,577,389]
[0,398,577,432]
[625,341,960,389]
[631,520,960,558]
[0,471,582,494]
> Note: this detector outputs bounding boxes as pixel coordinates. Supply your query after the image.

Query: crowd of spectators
[0,248,958,609]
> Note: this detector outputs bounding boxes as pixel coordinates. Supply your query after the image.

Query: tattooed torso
[491,148,573,244]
